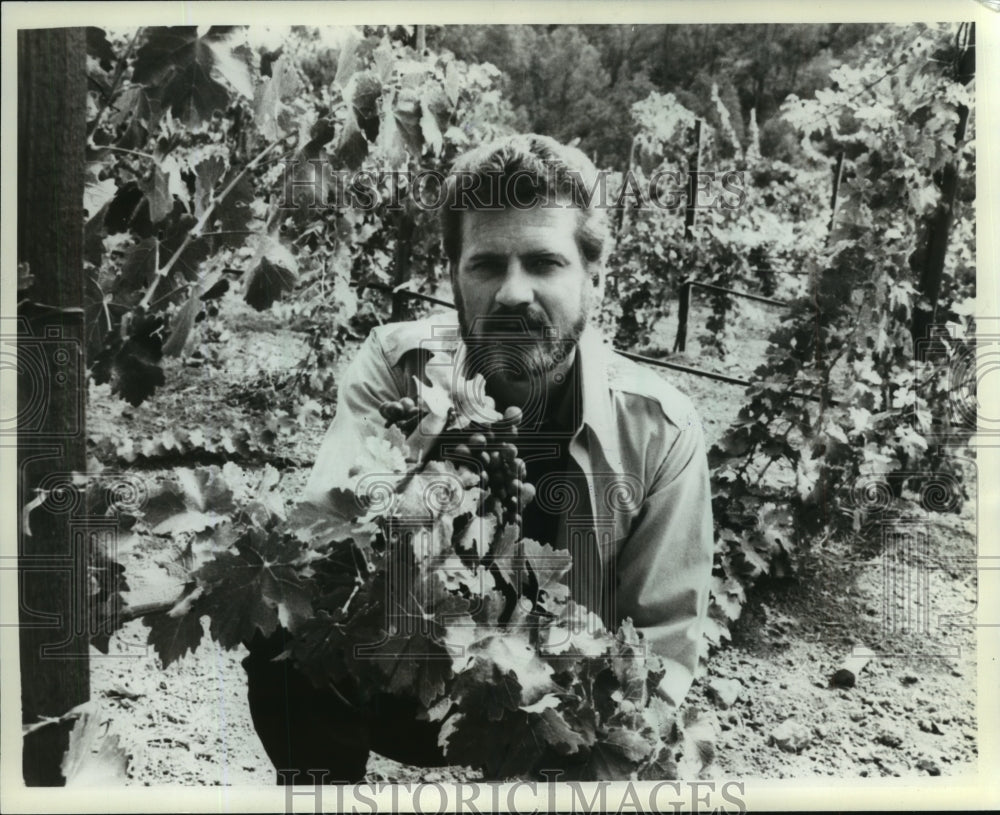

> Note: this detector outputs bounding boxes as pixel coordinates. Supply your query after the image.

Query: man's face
[452,204,595,390]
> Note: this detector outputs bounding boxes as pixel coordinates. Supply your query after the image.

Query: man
[243,134,714,782]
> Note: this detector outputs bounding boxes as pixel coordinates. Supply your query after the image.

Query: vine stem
[137,141,281,310]
[87,29,142,143]
[102,145,158,162]
[117,597,179,623]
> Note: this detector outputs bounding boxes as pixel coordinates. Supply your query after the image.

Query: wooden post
[17,28,90,785]
[828,150,845,236]
[911,22,974,354]
[616,135,638,237]
[391,206,416,322]
[674,119,701,353]
[674,280,692,353]
[683,119,702,241]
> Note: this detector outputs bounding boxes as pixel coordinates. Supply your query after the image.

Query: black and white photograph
[3,2,998,812]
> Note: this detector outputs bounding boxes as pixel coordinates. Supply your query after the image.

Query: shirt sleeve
[613,407,714,707]
[303,330,404,503]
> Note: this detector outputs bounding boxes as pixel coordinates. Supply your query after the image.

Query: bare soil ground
[88,293,978,784]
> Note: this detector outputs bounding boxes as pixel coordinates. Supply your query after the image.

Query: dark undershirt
[516,358,581,549]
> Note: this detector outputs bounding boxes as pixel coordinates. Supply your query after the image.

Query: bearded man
[242,134,714,783]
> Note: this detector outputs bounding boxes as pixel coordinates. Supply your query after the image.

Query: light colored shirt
[305,313,714,706]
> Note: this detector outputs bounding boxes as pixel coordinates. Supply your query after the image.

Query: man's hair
[440,134,609,272]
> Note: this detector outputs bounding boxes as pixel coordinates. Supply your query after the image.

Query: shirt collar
[574,323,625,475]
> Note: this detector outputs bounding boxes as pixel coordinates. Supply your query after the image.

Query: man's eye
[469,261,503,276]
[528,257,560,272]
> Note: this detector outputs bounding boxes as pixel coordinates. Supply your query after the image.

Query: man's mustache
[469,307,549,335]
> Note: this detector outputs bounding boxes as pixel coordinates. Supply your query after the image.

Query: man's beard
[454,284,592,385]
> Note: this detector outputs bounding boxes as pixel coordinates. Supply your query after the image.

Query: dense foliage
[704,23,975,646]
[94,364,713,780]
[81,24,512,405]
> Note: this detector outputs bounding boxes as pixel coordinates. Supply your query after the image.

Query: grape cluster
[378,399,536,530]
[378,397,425,435]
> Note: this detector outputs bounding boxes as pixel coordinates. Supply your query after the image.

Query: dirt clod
[830,668,856,688]
[770,719,813,753]
[876,729,903,749]
[707,678,743,710]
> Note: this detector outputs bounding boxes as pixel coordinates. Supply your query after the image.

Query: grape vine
[95,359,711,781]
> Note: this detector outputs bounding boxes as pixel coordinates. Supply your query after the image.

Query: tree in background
[433,23,880,167]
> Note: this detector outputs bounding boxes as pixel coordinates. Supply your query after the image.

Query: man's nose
[494,261,534,309]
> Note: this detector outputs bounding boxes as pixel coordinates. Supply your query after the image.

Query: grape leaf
[160,214,211,281]
[180,466,236,511]
[60,704,130,786]
[194,155,225,218]
[141,466,237,535]
[530,706,592,756]
[331,116,369,172]
[211,168,254,247]
[161,289,200,357]
[286,613,364,696]
[244,235,297,310]
[84,202,109,268]
[290,487,367,547]
[489,523,538,592]
[419,87,445,156]
[206,36,253,99]
[132,27,232,127]
[333,30,360,87]
[373,95,408,169]
[456,632,556,708]
[637,745,679,781]
[105,182,151,236]
[423,352,502,428]
[106,86,161,150]
[436,553,488,598]
[254,55,303,140]
[299,117,337,162]
[675,708,717,777]
[196,529,314,648]
[363,630,454,709]
[117,237,158,293]
[393,87,423,157]
[86,27,115,72]
[90,310,165,406]
[522,538,572,592]
[611,619,649,706]
[451,656,524,722]
[439,707,583,780]
[84,178,117,220]
[437,711,537,779]
[141,164,173,224]
[443,60,461,107]
[540,602,611,661]
[566,726,653,780]
[143,604,204,667]
[455,510,496,560]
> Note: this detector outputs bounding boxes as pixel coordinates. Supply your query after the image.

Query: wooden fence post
[828,150,845,237]
[674,119,701,353]
[683,119,701,242]
[17,27,90,785]
[674,280,692,353]
[391,206,416,322]
[911,22,974,354]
